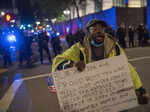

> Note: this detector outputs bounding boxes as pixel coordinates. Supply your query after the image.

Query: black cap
[86,19,107,30]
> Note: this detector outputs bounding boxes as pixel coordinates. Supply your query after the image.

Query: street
[0,46,150,112]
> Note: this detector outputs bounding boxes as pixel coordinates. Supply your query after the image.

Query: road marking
[129,56,150,62]
[125,47,150,51]
[0,73,49,112]
[23,73,49,81]
[0,79,23,112]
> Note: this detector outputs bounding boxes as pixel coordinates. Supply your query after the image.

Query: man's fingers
[75,61,85,72]
[143,93,150,99]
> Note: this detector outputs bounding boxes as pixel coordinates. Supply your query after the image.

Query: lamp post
[51,18,56,23]
[36,21,40,25]
[1,11,5,16]
[63,9,70,20]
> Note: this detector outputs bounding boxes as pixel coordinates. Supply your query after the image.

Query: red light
[6,14,11,21]
[38,26,43,29]
[5,13,13,22]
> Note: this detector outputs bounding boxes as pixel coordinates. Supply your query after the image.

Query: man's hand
[143,93,150,100]
[136,90,150,104]
[75,61,86,72]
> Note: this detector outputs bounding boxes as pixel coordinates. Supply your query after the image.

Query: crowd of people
[0,22,149,68]
[107,23,149,49]
[0,28,63,68]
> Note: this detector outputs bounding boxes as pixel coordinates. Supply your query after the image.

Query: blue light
[56,32,60,36]
[66,27,70,33]
[49,27,52,31]
[125,0,128,4]
[28,24,31,27]
[10,46,16,51]
[23,27,26,30]
[20,25,24,29]
[78,18,82,30]
[7,34,16,42]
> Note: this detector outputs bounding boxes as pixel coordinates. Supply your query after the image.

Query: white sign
[52,55,138,112]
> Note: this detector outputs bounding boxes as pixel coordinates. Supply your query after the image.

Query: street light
[1,11,5,16]
[46,25,50,27]
[51,18,56,23]
[36,21,40,25]
[63,10,70,15]
[63,9,71,20]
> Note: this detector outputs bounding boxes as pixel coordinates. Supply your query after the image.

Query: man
[128,26,135,48]
[66,31,74,48]
[38,31,52,64]
[1,29,12,68]
[137,24,144,47]
[116,25,126,49]
[105,25,115,37]
[74,29,85,44]
[51,19,149,106]
[51,31,62,57]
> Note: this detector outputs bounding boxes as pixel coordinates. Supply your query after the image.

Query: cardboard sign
[52,55,138,112]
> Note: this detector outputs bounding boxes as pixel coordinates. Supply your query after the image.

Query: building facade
[147,0,150,31]
[71,0,147,18]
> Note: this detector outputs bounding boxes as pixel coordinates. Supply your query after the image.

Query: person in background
[51,31,62,57]
[0,28,12,68]
[116,24,127,49]
[128,26,135,48]
[74,29,85,44]
[143,25,149,46]
[38,30,52,64]
[1,33,12,68]
[66,31,74,48]
[137,24,144,47]
[105,25,115,37]
[25,31,33,67]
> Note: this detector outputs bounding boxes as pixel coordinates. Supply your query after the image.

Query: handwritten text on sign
[52,55,138,112]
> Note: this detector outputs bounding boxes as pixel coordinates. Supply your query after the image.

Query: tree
[32,0,86,19]
[32,0,72,19]
[72,0,86,19]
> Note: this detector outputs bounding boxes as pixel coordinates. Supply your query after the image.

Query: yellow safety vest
[52,35,142,90]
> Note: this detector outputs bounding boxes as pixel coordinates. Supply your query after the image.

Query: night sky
[0,0,33,24]
[0,0,13,9]
[0,0,32,13]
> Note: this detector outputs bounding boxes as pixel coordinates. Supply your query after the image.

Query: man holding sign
[51,19,149,111]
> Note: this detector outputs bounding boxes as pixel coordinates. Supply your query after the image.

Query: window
[95,0,103,12]
[128,0,146,7]
[102,0,113,10]
[113,0,126,7]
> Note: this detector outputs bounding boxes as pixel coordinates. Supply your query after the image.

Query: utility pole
[72,0,82,29]
[72,0,80,19]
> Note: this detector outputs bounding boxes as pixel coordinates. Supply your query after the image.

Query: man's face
[89,24,105,43]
